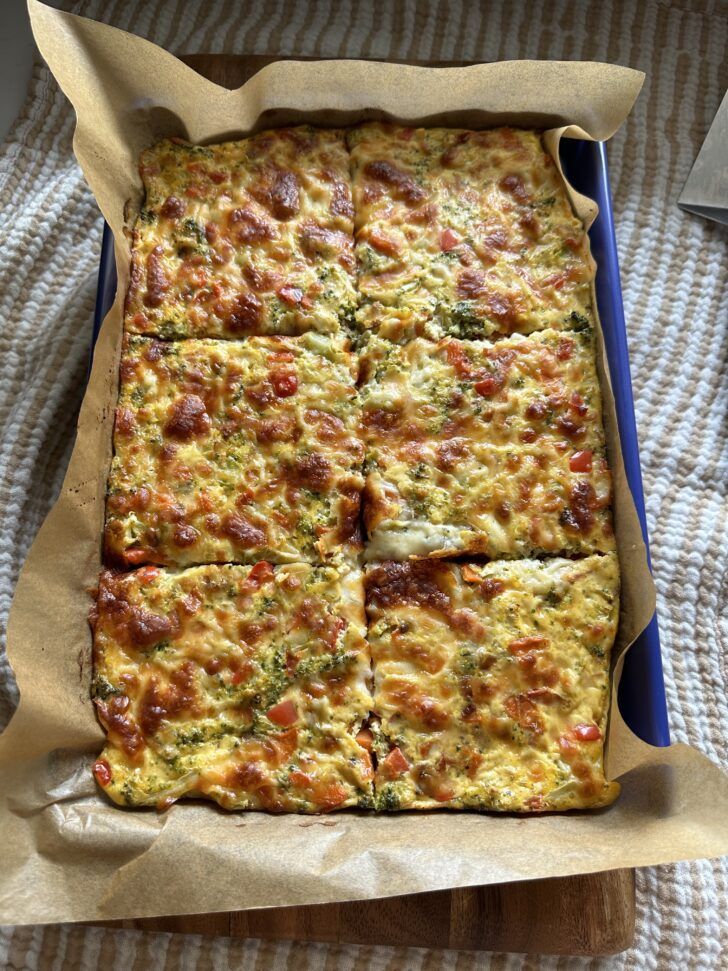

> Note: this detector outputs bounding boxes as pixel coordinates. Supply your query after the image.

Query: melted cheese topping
[105,333,363,566]
[125,129,357,339]
[365,555,619,811]
[361,329,614,559]
[95,124,622,816]
[92,562,374,810]
[349,123,594,342]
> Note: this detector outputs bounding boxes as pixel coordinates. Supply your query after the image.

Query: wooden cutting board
[99,53,636,956]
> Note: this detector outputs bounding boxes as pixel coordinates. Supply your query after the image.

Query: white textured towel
[1,1,726,967]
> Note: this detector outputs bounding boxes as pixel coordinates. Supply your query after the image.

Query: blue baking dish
[91,137,670,748]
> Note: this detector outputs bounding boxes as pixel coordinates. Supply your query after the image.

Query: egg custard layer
[349,124,594,342]
[105,333,363,567]
[125,128,357,340]
[92,562,374,811]
[361,327,614,560]
[365,554,620,811]
[94,124,621,815]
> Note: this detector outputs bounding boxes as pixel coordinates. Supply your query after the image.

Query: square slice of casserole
[361,328,615,560]
[125,128,357,339]
[105,333,363,567]
[365,555,620,811]
[349,123,594,342]
[92,562,374,811]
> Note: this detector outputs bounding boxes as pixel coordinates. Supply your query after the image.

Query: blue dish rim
[91,137,670,748]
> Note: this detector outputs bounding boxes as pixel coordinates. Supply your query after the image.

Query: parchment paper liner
[1,0,725,926]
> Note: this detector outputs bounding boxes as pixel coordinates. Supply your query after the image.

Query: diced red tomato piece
[416,765,456,802]
[246,560,274,588]
[444,342,473,378]
[318,782,348,810]
[356,728,374,751]
[368,229,401,256]
[474,374,501,397]
[508,636,549,654]
[526,687,561,703]
[288,772,348,810]
[270,371,298,397]
[267,728,298,765]
[440,228,460,251]
[555,338,574,362]
[504,694,544,734]
[93,758,112,787]
[543,271,568,290]
[124,549,149,565]
[359,748,374,780]
[267,699,299,726]
[277,285,304,306]
[573,723,602,741]
[559,732,578,757]
[381,746,410,778]
[327,616,346,649]
[569,450,593,473]
[136,566,161,583]
[284,650,299,679]
[230,669,248,686]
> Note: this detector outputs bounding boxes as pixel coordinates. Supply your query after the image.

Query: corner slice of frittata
[91,562,374,811]
[105,332,363,568]
[360,328,615,561]
[125,127,357,339]
[365,554,620,812]
[348,123,594,343]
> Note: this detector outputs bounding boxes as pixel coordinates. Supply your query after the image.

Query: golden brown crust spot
[365,560,451,614]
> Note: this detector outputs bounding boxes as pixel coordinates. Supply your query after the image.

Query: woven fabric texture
[1,1,726,967]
